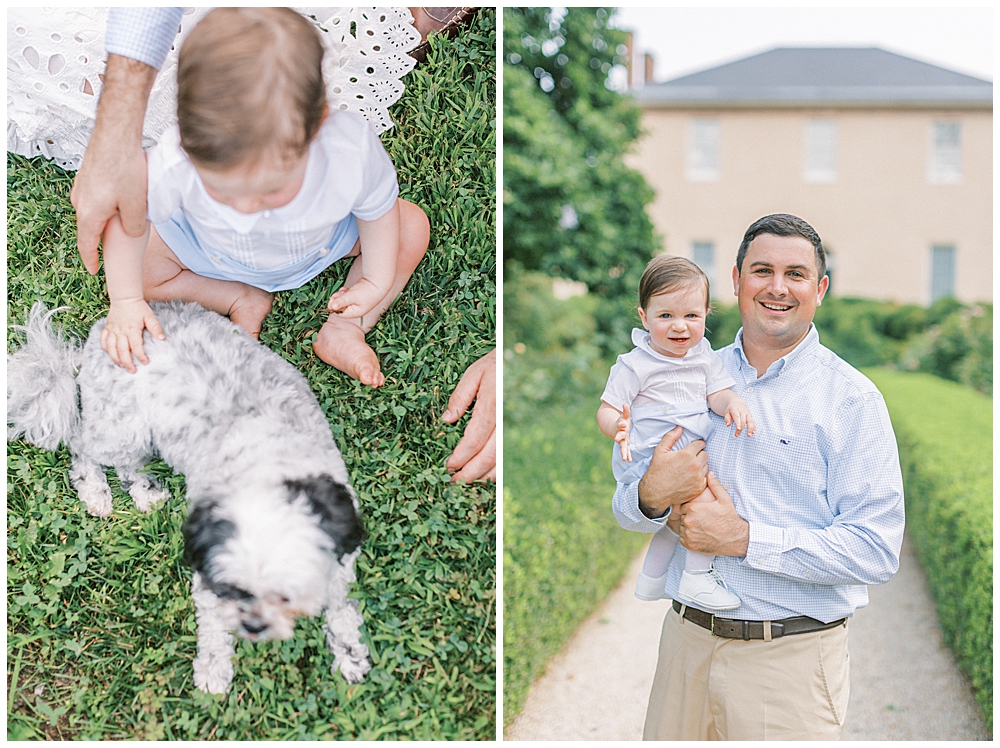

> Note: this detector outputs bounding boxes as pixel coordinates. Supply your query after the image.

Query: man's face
[732,232,829,353]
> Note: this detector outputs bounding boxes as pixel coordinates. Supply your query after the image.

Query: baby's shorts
[154,212,360,293]
[612,402,714,485]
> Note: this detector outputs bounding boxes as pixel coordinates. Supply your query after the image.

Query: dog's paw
[334,647,371,684]
[193,656,233,695]
[78,482,114,518]
[129,479,170,513]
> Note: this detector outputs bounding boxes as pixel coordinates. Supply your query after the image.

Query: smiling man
[611,214,905,740]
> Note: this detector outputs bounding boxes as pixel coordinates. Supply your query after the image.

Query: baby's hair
[638,255,711,311]
[177,8,327,170]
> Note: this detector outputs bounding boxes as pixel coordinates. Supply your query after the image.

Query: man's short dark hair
[736,214,827,280]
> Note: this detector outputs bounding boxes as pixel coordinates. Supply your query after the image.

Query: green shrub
[901,304,992,395]
[503,270,614,427]
[706,301,742,349]
[502,397,647,727]
[866,370,992,730]
[503,269,600,353]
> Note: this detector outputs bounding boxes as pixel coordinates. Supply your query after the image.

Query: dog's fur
[7,301,370,693]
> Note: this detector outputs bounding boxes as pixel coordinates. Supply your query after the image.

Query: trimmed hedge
[866,369,993,730]
[502,397,646,728]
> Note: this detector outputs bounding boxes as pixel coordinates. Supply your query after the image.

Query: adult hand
[637,426,708,519]
[70,55,156,274]
[443,349,496,483]
[678,472,750,557]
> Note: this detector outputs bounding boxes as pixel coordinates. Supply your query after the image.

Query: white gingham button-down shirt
[612,325,905,623]
[106,7,185,70]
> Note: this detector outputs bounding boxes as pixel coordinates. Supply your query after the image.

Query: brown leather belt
[673,600,846,641]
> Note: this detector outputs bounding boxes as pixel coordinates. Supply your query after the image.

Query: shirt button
[211,256,221,263]
[318,248,329,257]
[661,406,670,414]
[263,210,271,218]
[746,386,754,393]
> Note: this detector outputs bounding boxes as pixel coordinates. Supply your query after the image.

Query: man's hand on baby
[615,403,632,461]
[327,279,386,320]
[724,401,756,437]
[101,298,166,374]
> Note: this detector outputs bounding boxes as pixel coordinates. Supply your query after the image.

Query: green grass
[502,393,647,728]
[7,10,495,740]
[866,369,992,731]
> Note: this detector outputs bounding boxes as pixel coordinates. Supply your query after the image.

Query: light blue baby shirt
[612,325,905,623]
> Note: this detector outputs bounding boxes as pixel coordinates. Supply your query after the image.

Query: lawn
[6,10,496,740]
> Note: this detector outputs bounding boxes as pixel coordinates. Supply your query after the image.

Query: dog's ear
[284,475,363,560]
[183,500,236,575]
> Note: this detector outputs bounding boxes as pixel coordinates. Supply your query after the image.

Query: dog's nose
[242,620,267,635]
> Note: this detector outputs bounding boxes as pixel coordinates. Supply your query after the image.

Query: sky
[610,7,993,85]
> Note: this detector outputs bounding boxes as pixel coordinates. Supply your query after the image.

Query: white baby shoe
[634,571,670,601]
[676,568,741,610]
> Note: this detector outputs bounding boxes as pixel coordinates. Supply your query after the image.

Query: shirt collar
[732,324,820,377]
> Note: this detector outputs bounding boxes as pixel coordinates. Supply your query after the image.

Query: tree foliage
[502,7,659,300]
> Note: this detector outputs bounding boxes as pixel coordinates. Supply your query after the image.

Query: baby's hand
[725,399,756,437]
[101,298,165,374]
[615,403,632,461]
[327,278,385,321]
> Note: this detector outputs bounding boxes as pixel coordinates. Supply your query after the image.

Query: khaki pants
[643,607,850,740]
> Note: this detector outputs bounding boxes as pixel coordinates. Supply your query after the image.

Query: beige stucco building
[628,48,992,305]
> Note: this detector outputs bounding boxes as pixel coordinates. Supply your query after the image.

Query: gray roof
[636,47,993,109]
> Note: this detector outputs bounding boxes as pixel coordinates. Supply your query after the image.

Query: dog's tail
[7,303,84,451]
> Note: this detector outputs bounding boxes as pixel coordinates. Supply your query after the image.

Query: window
[928,122,962,184]
[691,241,715,291]
[930,245,956,303]
[803,119,837,182]
[687,118,719,181]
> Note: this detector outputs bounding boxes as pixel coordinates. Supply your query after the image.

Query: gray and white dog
[7,301,370,694]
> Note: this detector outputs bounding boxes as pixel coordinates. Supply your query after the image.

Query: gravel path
[505,532,989,740]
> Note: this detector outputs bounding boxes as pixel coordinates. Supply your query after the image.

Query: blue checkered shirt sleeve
[742,390,904,586]
[106,7,185,70]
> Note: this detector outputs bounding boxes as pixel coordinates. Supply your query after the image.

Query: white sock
[685,551,715,574]
[642,526,679,577]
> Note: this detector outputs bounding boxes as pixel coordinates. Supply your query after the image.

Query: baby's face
[195,150,309,215]
[638,285,709,358]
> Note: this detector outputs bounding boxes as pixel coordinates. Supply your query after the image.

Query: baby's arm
[100,214,165,373]
[707,388,756,437]
[597,401,632,461]
[327,201,400,320]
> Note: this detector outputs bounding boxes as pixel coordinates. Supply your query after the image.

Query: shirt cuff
[612,480,671,534]
[742,521,784,572]
[106,7,185,71]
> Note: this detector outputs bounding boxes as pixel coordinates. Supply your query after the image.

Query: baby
[597,256,755,610]
[96,7,429,387]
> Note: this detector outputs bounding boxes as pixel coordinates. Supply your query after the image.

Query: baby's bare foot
[314,317,385,387]
[229,288,274,339]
